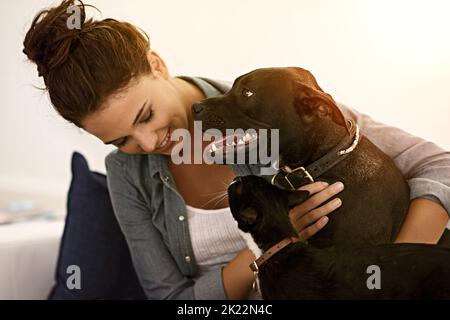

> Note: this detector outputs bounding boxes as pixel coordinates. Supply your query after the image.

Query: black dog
[193,67,449,247]
[228,175,450,299]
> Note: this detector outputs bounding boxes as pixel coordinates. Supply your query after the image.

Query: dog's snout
[192,102,204,114]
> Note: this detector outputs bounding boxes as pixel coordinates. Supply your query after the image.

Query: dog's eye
[242,89,254,98]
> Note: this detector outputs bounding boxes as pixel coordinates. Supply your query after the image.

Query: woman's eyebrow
[104,100,148,145]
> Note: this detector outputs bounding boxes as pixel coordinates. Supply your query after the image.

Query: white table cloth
[0,219,65,300]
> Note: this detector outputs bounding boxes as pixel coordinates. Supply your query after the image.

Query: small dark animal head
[193,67,349,167]
[227,175,309,251]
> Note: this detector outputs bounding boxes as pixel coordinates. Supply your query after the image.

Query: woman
[23,0,450,299]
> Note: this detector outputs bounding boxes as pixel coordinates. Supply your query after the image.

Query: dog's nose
[192,102,204,114]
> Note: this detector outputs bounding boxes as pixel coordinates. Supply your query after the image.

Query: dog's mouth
[205,132,258,156]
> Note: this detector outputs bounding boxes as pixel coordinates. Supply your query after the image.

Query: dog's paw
[287,190,310,208]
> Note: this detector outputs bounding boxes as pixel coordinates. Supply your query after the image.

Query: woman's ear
[146,50,170,79]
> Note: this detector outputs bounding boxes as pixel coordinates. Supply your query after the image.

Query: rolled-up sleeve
[105,153,227,300]
[339,103,450,217]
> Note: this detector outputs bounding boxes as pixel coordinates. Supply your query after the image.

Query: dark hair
[23,0,152,127]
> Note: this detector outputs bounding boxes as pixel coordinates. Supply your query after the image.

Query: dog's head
[193,67,348,166]
[228,175,309,251]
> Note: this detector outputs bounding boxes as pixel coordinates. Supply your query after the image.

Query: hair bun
[23,0,95,78]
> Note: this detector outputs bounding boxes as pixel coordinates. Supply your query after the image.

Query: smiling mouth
[205,132,258,156]
[157,128,172,151]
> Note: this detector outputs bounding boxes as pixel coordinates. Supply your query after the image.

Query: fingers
[287,181,329,208]
[298,216,329,242]
[291,197,342,232]
[291,182,344,218]
[288,181,344,241]
[297,181,330,194]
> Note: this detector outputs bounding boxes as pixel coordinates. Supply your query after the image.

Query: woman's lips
[156,128,173,152]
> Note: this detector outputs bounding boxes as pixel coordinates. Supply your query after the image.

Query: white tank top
[186,205,247,276]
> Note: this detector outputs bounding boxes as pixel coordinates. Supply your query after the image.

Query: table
[0,190,66,300]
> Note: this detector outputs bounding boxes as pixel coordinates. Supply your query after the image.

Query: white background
[2,0,450,201]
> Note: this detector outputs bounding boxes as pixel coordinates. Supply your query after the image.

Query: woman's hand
[289,181,344,241]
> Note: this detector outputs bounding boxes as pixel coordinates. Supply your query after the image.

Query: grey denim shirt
[105,76,450,300]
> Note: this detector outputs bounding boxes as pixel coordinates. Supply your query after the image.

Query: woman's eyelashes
[141,106,154,123]
[116,106,154,148]
[116,137,128,147]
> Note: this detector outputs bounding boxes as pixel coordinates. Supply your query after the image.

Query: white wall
[2,0,450,201]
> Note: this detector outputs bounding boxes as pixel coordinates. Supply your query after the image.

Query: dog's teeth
[244,133,252,142]
[238,138,245,145]
[232,142,237,146]
[211,144,218,152]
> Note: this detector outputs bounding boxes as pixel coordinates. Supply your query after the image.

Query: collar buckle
[272,166,315,191]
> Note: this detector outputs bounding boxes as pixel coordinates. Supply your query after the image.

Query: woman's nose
[134,129,158,153]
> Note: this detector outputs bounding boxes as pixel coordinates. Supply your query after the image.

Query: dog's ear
[287,190,310,208]
[294,86,347,130]
[239,207,259,227]
[289,67,348,132]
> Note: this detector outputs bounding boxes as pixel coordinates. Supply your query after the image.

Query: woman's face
[82,72,190,155]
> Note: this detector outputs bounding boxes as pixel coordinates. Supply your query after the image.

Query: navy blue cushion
[48,152,146,300]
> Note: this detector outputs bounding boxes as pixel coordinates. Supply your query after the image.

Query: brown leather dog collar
[249,236,302,272]
[271,119,361,191]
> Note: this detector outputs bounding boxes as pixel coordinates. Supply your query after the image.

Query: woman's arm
[339,103,450,242]
[394,198,449,244]
[222,248,256,299]
[106,153,228,300]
